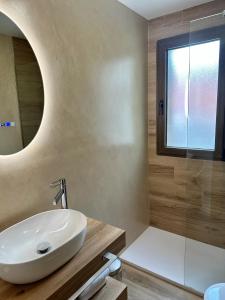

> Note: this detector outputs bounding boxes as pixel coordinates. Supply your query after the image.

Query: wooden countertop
[0,218,126,300]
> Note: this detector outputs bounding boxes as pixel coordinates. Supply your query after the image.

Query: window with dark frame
[156,25,225,161]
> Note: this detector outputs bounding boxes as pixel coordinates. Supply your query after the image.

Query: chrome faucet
[50,178,68,209]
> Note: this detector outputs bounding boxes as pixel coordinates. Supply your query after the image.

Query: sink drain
[37,242,51,254]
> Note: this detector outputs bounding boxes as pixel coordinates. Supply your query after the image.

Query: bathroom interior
[0,0,225,299]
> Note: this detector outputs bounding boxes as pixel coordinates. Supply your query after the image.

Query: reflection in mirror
[0,12,44,155]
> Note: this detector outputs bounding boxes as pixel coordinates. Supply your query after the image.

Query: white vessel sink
[0,209,87,284]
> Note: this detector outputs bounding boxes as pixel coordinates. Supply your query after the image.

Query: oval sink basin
[0,209,87,284]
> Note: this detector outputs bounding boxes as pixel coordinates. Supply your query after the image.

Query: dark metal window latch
[159,100,164,115]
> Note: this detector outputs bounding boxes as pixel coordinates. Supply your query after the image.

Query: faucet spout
[53,189,64,205]
[50,178,68,209]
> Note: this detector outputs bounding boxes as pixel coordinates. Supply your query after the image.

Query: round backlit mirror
[0,12,44,155]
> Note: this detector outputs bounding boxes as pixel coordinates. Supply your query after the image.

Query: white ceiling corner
[117,0,214,20]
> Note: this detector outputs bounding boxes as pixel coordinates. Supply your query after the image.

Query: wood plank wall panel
[148,0,225,248]
[13,37,44,147]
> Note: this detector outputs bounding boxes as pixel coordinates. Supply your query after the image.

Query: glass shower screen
[185,11,225,294]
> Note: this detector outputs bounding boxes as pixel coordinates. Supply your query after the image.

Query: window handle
[159,99,164,115]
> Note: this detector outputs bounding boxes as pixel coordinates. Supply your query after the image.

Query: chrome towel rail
[68,252,120,300]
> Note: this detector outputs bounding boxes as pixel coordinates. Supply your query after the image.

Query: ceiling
[117,0,213,20]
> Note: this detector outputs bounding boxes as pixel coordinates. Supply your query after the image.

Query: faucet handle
[50,178,65,188]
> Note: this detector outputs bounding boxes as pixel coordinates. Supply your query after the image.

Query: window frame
[157,25,225,160]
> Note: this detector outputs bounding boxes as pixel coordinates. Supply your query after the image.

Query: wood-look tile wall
[148,0,225,248]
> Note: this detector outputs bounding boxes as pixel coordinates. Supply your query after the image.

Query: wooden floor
[122,264,203,300]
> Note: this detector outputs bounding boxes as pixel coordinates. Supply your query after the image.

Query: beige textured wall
[0,0,148,244]
[0,34,23,154]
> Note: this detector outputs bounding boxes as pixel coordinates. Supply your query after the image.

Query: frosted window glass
[188,41,220,150]
[166,40,220,150]
[167,47,189,148]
